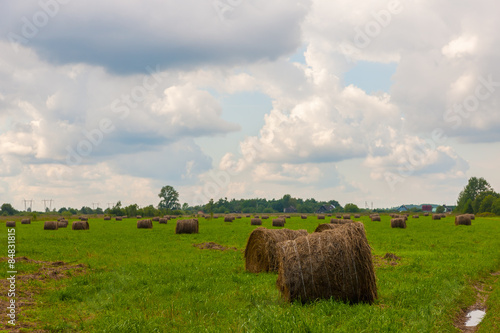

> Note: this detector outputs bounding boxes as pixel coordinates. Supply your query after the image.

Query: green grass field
[2,215,499,332]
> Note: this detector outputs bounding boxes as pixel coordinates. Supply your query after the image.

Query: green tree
[456,177,493,212]
[344,203,360,213]
[205,199,214,219]
[479,195,496,213]
[492,198,500,215]
[1,203,17,215]
[436,205,445,214]
[464,199,474,214]
[158,185,180,210]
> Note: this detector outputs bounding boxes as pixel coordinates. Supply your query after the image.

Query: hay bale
[468,214,475,220]
[424,213,429,216]
[152,217,160,221]
[224,216,234,222]
[317,215,325,220]
[21,218,31,224]
[301,215,307,219]
[137,219,153,229]
[103,216,111,221]
[244,228,308,273]
[72,221,89,230]
[370,215,381,222]
[314,223,345,232]
[261,215,269,219]
[115,217,123,221]
[285,215,291,219]
[343,214,351,220]
[272,218,285,227]
[57,220,68,228]
[251,218,262,225]
[159,218,168,224]
[6,221,15,227]
[44,221,58,230]
[354,214,361,218]
[391,218,406,229]
[330,218,353,225]
[336,214,342,218]
[175,219,199,234]
[455,215,472,226]
[432,214,441,220]
[246,214,251,218]
[276,223,377,304]
[136,215,142,219]
[413,215,419,219]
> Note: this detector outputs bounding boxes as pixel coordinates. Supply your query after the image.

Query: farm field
[2,215,500,332]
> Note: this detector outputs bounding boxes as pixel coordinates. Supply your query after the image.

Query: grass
[1,215,499,332]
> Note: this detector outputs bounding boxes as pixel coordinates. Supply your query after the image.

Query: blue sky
[1,0,499,210]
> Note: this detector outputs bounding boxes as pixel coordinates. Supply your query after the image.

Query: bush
[476,212,496,217]
[492,198,500,216]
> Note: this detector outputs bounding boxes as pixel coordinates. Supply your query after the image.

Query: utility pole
[107,203,115,209]
[42,199,53,211]
[92,203,100,210]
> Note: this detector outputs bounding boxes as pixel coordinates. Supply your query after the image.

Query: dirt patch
[0,256,87,332]
[454,271,499,332]
[193,242,238,251]
[373,253,401,267]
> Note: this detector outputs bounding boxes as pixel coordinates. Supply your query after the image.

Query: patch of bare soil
[0,256,87,332]
[193,242,238,251]
[454,271,500,332]
[373,252,401,267]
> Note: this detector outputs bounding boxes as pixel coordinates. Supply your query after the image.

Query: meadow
[1,215,499,332]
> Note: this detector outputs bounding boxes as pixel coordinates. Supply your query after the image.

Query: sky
[1,0,500,211]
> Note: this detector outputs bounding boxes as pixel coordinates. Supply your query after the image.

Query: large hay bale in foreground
[159,218,168,224]
[314,223,345,233]
[44,221,58,230]
[57,220,68,228]
[330,218,353,225]
[72,221,89,230]
[137,219,153,229]
[276,223,377,304]
[272,218,285,227]
[244,228,308,273]
[21,219,31,224]
[6,221,15,227]
[175,219,199,234]
[251,218,262,225]
[391,218,406,229]
[455,215,472,226]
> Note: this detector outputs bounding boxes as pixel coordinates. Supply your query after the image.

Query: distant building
[421,205,433,212]
[283,206,297,213]
[316,204,336,214]
[396,205,408,212]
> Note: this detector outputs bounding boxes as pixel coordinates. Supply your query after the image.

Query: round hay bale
[57,220,68,228]
[244,227,308,273]
[175,219,199,234]
[6,221,15,227]
[317,215,325,220]
[336,214,342,218]
[432,214,441,220]
[137,219,153,229]
[115,217,123,221]
[159,218,168,224]
[276,222,377,304]
[237,216,242,219]
[261,215,269,220]
[301,215,307,219]
[424,213,429,216]
[246,214,251,218]
[72,221,89,230]
[343,214,351,220]
[21,218,31,224]
[152,217,160,222]
[370,215,381,222]
[104,216,111,221]
[251,218,262,225]
[224,216,234,222]
[455,215,472,226]
[285,215,291,219]
[354,214,361,218]
[136,215,142,219]
[391,218,406,229]
[44,221,58,230]
[468,214,475,220]
[272,218,285,227]
[314,223,345,232]
[330,218,353,225]
[413,215,419,219]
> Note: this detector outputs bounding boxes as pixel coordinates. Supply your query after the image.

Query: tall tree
[158,185,180,210]
[1,203,17,215]
[456,177,493,213]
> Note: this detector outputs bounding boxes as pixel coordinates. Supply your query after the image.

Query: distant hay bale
[159,218,169,224]
[224,216,234,222]
[6,221,15,227]
[343,215,351,219]
[301,215,307,219]
[175,219,199,234]
[152,217,160,221]
[336,214,342,218]
[244,227,308,273]
[432,214,441,220]
[237,216,242,219]
[317,215,325,220]
[115,217,123,221]
[354,214,361,218]
[44,221,58,230]
[272,218,285,227]
[137,219,153,229]
[314,223,345,232]
[455,215,472,226]
[370,215,381,222]
[327,214,332,217]
[276,223,377,304]
[80,216,88,221]
[213,215,219,219]
[21,219,31,224]
[424,213,429,216]
[261,215,269,219]
[246,215,251,218]
[72,221,89,230]
[413,215,419,218]
[285,215,291,218]
[439,214,447,218]
[251,218,262,225]
[330,218,353,225]
[136,215,142,219]
[57,220,68,228]
[103,216,111,220]
[391,218,407,229]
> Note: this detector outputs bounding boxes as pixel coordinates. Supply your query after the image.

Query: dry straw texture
[301,215,307,219]
[44,221,58,230]
[432,214,441,220]
[21,219,31,224]
[336,214,342,218]
[370,215,381,222]
[272,218,285,227]
[80,216,88,221]
[137,219,153,229]
[317,215,325,220]
[159,218,169,224]
[276,223,377,304]
[413,215,419,219]
[72,221,89,230]
[104,216,111,220]
[115,217,123,221]
[330,218,353,225]
[6,221,15,227]
[467,214,475,220]
[224,216,234,222]
[152,217,160,221]
[424,213,429,216]
[314,223,345,233]
[244,227,308,273]
[251,218,262,226]
[354,214,361,218]
[391,218,407,229]
[57,220,68,228]
[455,215,472,226]
[261,215,269,219]
[175,219,199,234]
[343,215,351,220]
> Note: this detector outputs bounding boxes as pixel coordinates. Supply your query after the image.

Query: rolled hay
[276,222,377,304]
[390,218,407,229]
[424,213,429,216]
[44,221,58,230]
[317,215,325,220]
[413,215,419,219]
[343,215,351,220]
[103,216,110,221]
[175,219,199,234]
[336,214,342,218]
[21,218,31,224]
[354,214,361,218]
[301,215,307,219]
[152,217,160,222]
[6,221,15,227]
[251,218,262,225]
[272,218,285,227]
[137,219,153,229]
[115,217,123,221]
[57,220,68,228]
[246,215,251,218]
[224,216,234,222]
[455,215,472,226]
[261,215,269,219]
[314,223,346,232]
[72,221,89,230]
[159,218,169,224]
[285,215,291,219]
[244,227,308,273]
[330,218,353,225]
[468,214,475,220]
[80,216,88,221]
[370,215,381,222]
[237,216,242,219]
[136,215,142,219]
[432,214,441,220]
